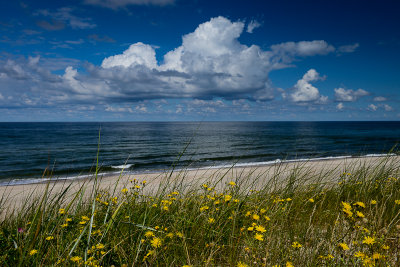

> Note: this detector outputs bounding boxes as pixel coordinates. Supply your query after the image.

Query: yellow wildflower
[247,226,254,231]
[382,245,389,250]
[356,211,365,218]
[58,208,65,214]
[309,198,315,203]
[151,237,162,248]
[229,181,236,186]
[370,200,377,205]
[70,256,82,262]
[338,243,350,250]
[162,206,169,211]
[224,195,232,202]
[145,231,154,238]
[82,216,90,221]
[260,208,266,214]
[29,249,38,256]
[202,184,208,189]
[264,215,271,221]
[79,221,87,225]
[66,218,72,222]
[372,253,382,260]
[245,211,251,217]
[362,236,375,245]
[395,200,400,205]
[135,185,141,189]
[255,225,266,233]
[342,201,352,210]
[355,202,366,208]
[200,206,209,212]
[166,233,174,239]
[292,241,302,248]
[208,218,215,223]
[237,262,248,267]
[254,233,263,241]
[286,198,292,202]
[286,262,294,267]
[61,223,68,228]
[46,236,54,241]
[142,180,147,185]
[95,243,105,250]
[354,251,365,258]
[252,214,260,220]
[176,232,183,238]
[121,188,128,193]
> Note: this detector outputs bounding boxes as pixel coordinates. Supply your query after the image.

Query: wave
[111,164,134,169]
[0,153,396,187]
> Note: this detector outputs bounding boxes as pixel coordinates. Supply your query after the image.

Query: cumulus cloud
[84,0,174,9]
[246,20,261,33]
[336,102,344,110]
[373,96,387,102]
[1,16,353,109]
[102,42,157,68]
[334,88,369,102]
[34,7,96,30]
[286,69,327,103]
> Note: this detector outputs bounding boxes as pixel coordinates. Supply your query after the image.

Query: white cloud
[105,106,133,113]
[336,102,344,110]
[0,93,4,100]
[384,104,393,111]
[334,88,369,102]
[287,69,327,103]
[0,17,355,109]
[270,40,335,63]
[246,20,261,33]
[135,104,148,113]
[84,0,174,9]
[368,104,378,111]
[373,96,387,102]
[337,43,359,53]
[102,42,157,69]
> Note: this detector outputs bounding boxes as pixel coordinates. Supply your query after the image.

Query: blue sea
[0,121,399,185]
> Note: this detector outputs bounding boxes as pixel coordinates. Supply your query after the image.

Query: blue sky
[0,0,399,121]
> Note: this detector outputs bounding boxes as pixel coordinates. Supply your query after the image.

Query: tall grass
[0,155,400,266]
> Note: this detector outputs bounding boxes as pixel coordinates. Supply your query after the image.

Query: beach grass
[0,156,400,266]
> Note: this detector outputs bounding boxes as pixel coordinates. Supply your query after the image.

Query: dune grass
[0,156,400,266]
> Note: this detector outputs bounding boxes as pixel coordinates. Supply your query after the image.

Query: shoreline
[0,153,396,187]
[1,154,399,217]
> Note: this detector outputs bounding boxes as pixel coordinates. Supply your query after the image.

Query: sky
[0,0,399,121]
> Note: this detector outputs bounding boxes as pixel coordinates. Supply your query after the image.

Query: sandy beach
[1,155,399,218]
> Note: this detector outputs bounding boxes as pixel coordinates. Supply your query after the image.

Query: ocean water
[0,121,399,185]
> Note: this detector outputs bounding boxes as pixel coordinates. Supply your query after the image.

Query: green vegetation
[0,156,400,266]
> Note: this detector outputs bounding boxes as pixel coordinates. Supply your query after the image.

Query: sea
[0,121,399,186]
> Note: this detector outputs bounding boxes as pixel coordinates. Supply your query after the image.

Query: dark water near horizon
[0,121,399,185]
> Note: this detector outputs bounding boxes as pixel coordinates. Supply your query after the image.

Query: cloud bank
[0,16,358,109]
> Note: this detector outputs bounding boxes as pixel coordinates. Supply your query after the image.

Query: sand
[1,155,399,218]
